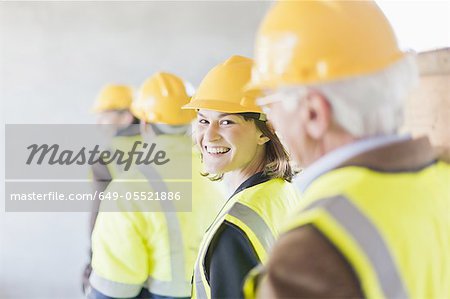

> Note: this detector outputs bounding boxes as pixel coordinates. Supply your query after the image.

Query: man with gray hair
[244,1,450,298]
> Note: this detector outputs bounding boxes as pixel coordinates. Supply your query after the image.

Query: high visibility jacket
[103,133,142,178]
[89,134,225,298]
[193,176,300,299]
[83,126,142,293]
[90,125,143,181]
[88,125,142,224]
[277,138,450,298]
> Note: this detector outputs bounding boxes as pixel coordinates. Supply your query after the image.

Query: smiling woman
[197,111,263,177]
[182,55,300,299]
[196,111,292,186]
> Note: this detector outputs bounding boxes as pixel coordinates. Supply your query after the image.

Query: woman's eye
[220,119,234,125]
[198,119,209,124]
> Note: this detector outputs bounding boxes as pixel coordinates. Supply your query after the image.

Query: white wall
[377,0,449,52]
[0,2,270,298]
[0,1,270,124]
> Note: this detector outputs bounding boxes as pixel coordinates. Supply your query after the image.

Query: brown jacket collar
[339,137,437,172]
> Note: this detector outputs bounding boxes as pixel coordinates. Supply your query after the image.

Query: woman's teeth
[206,146,231,154]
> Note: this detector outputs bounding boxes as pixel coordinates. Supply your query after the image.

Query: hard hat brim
[182,99,262,114]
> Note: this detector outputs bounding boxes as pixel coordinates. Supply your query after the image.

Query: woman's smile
[204,145,231,155]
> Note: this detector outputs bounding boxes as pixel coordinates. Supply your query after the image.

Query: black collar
[115,124,140,137]
[229,171,271,199]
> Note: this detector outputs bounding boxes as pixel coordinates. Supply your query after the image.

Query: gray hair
[317,54,418,136]
[269,54,419,137]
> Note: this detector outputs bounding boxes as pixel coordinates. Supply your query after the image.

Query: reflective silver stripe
[193,202,276,299]
[194,262,209,299]
[304,195,409,299]
[138,165,188,297]
[146,276,191,298]
[89,271,143,298]
[228,202,275,252]
[193,202,234,299]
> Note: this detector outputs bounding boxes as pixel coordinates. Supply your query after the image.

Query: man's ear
[121,111,134,125]
[140,119,148,134]
[303,91,332,140]
[140,120,156,138]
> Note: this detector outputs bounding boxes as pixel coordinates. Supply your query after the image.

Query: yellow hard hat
[131,72,195,125]
[247,0,405,91]
[183,55,263,115]
[91,84,133,113]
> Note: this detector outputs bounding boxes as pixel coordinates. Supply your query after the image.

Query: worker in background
[182,55,300,299]
[83,84,141,294]
[244,1,450,298]
[403,48,450,162]
[87,72,224,299]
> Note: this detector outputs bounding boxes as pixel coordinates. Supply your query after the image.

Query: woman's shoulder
[250,177,297,195]
[237,177,300,209]
[228,178,301,236]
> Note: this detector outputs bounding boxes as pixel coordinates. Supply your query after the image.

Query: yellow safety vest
[193,177,300,299]
[90,134,224,298]
[281,160,450,298]
[104,132,142,178]
[88,128,142,181]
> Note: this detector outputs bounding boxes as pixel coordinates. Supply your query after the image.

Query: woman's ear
[257,134,270,145]
[257,121,272,145]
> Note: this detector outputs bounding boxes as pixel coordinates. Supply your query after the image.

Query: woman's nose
[204,123,221,142]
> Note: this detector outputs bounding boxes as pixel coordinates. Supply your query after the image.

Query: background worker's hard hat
[247,0,405,91]
[183,55,263,114]
[131,72,196,125]
[91,84,133,113]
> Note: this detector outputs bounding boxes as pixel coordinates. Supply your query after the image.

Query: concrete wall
[0,2,270,298]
